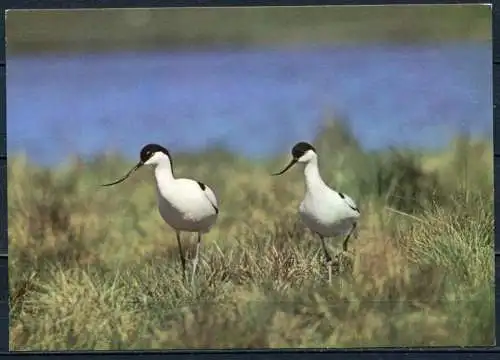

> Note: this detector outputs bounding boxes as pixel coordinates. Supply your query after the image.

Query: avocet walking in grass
[272,141,360,282]
[101,144,219,287]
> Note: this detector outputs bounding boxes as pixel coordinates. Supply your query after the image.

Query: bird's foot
[335,251,354,274]
[329,256,341,276]
[321,250,355,283]
[323,259,334,284]
[321,255,339,283]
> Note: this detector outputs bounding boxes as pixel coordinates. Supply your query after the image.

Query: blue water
[7,42,492,165]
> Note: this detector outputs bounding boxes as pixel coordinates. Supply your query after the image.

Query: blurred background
[6,5,492,165]
[8,6,495,349]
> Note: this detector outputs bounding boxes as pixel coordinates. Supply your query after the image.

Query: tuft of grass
[9,120,494,349]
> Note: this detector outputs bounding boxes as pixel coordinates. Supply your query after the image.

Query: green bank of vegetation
[7,5,491,54]
[9,120,494,349]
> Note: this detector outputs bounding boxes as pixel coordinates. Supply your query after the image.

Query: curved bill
[272,158,297,176]
[101,162,143,187]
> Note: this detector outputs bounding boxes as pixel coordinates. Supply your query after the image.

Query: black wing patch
[197,181,219,214]
[338,192,360,213]
[197,181,206,190]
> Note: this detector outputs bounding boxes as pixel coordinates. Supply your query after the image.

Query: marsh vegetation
[8,120,494,349]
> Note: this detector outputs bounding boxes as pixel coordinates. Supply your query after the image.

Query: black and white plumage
[272,141,360,281]
[102,143,219,286]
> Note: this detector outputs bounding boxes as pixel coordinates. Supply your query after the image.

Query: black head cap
[291,142,316,159]
[140,143,170,163]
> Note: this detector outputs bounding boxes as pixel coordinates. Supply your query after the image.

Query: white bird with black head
[101,144,219,286]
[272,141,360,282]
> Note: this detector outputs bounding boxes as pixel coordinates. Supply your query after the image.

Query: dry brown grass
[8,124,494,349]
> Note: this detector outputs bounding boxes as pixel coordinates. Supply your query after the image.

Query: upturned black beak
[272,157,298,176]
[101,161,143,187]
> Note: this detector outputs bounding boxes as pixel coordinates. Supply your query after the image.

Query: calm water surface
[7,42,492,165]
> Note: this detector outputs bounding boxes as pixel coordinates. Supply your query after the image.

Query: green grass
[7,5,491,54]
[9,120,494,349]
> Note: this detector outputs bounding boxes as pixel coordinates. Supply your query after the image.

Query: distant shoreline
[6,40,492,58]
[6,5,491,55]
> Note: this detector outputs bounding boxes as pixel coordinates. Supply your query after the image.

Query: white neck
[303,157,326,192]
[154,159,175,185]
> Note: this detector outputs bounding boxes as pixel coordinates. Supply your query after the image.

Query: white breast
[299,188,359,238]
[156,178,218,233]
